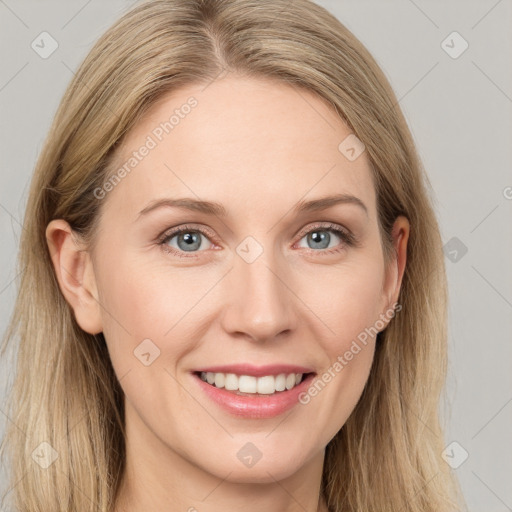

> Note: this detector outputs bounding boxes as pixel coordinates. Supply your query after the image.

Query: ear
[380,215,409,317]
[45,219,103,334]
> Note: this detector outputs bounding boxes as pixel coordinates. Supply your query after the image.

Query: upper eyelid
[295,222,349,237]
[159,224,216,243]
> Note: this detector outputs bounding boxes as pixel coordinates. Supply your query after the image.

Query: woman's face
[54,76,408,483]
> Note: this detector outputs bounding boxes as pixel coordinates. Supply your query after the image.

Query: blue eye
[158,222,355,258]
[293,222,356,256]
[159,225,214,256]
[297,227,347,251]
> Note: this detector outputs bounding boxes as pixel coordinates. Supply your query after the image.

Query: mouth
[193,371,316,397]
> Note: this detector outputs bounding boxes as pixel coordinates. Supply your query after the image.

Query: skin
[46,75,409,512]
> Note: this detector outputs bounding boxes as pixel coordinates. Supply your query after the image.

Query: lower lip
[192,372,316,419]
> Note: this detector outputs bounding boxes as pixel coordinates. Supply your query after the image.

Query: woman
[1,0,467,510]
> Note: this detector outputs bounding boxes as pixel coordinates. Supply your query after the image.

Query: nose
[220,246,298,343]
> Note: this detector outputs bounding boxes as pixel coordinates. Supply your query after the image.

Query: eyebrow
[137,193,368,220]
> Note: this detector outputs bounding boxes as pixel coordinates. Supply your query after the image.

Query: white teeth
[239,375,257,393]
[256,375,274,395]
[214,373,225,388]
[225,373,238,391]
[275,374,286,392]
[199,371,306,395]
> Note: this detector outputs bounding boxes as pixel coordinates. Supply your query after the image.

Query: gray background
[1,1,511,510]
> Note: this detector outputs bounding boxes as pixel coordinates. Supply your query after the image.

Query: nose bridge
[221,239,296,341]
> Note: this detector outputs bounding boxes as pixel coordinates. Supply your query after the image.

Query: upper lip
[193,363,316,377]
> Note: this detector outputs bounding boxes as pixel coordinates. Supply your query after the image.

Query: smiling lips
[193,363,315,395]
[192,364,317,418]
[199,371,305,395]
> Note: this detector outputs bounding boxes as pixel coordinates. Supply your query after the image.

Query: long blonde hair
[1,0,467,510]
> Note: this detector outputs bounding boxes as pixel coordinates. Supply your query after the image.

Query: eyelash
[157,222,357,259]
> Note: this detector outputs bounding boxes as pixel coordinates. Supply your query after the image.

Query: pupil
[309,231,329,249]
[179,232,201,251]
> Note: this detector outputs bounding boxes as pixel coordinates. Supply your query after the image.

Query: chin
[215,462,303,484]
[192,444,312,484]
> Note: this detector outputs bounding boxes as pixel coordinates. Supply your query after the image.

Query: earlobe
[45,219,103,334]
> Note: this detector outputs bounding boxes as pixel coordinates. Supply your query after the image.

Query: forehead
[103,75,376,223]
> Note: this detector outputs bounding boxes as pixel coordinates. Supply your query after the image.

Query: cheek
[294,257,384,421]
[298,255,386,343]
[95,252,217,370]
